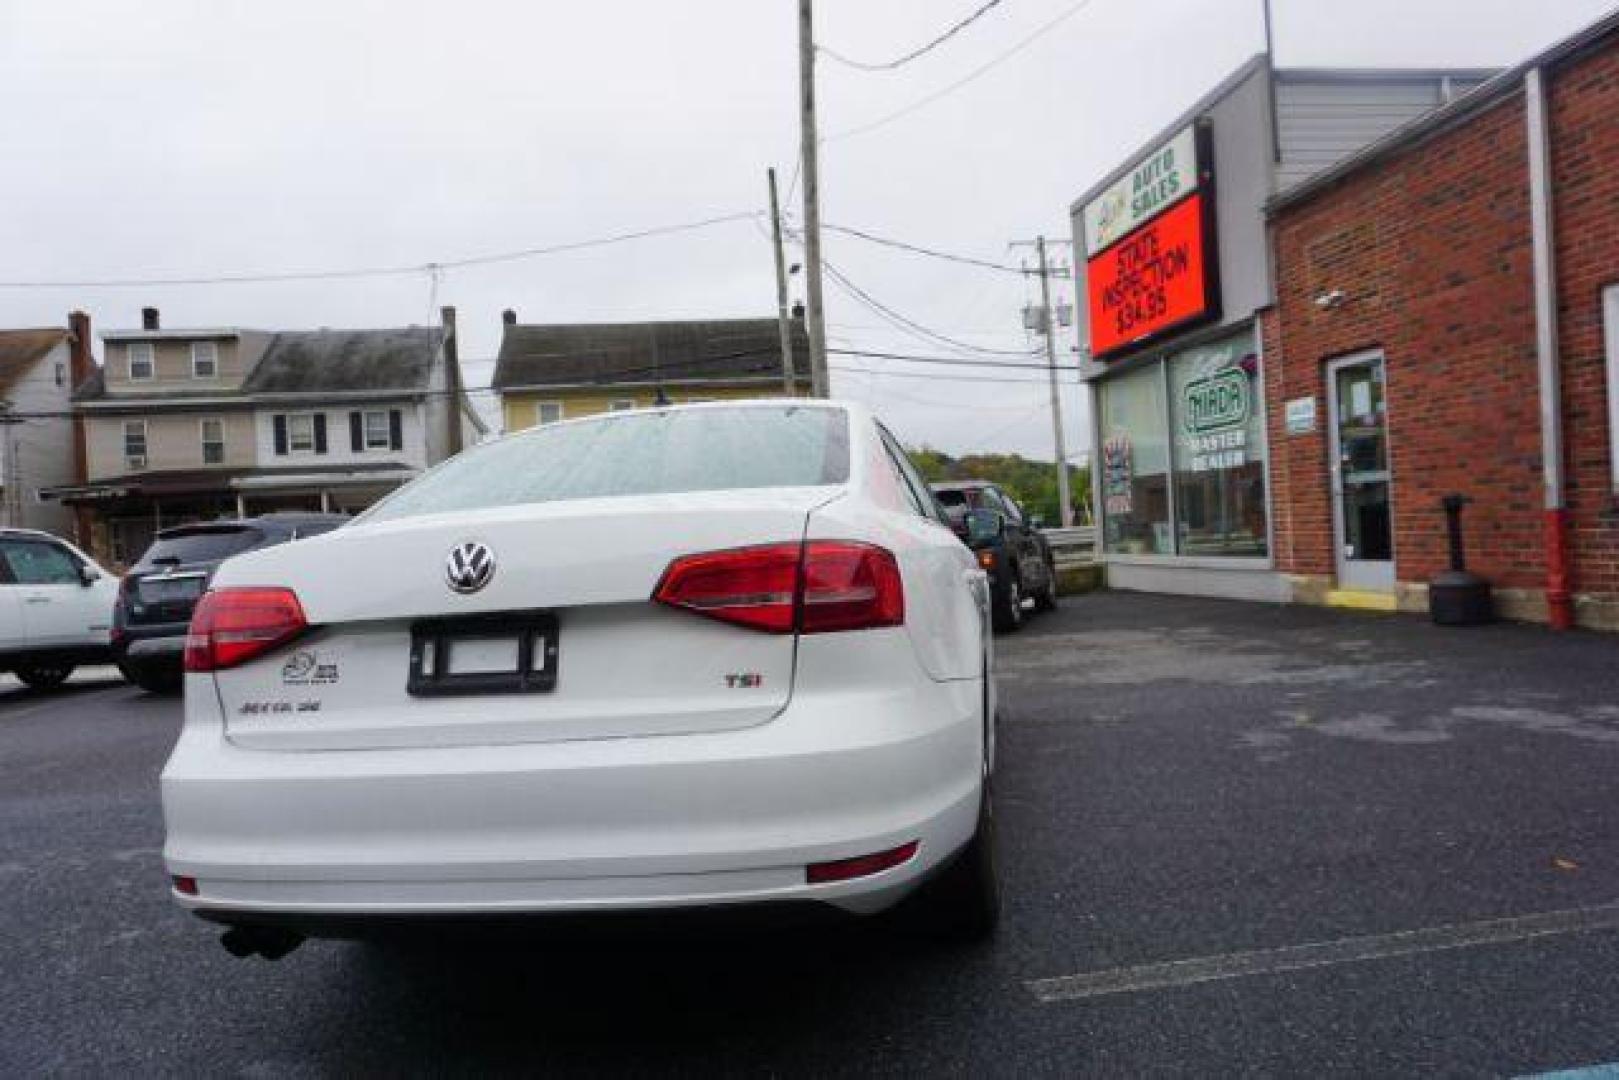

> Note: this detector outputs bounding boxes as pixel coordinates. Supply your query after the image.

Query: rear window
[139,527,265,566]
[934,490,968,507]
[362,405,849,524]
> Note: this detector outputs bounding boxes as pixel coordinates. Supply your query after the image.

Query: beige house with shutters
[50,306,484,567]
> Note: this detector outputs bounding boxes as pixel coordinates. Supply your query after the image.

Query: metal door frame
[1326,351,1395,592]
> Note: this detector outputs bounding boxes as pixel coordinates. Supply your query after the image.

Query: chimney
[502,308,517,326]
[440,306,464,457]
[65,312,93,528]
[140,306,160,331]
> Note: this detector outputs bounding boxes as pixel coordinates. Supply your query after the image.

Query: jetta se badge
[446,540,496,594]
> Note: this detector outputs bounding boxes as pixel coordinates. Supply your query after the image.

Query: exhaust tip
[220,926,305,961]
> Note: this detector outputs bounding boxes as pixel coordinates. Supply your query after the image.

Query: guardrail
[1043,525,1098,570]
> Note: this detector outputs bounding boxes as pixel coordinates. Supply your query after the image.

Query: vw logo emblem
[445,541,496,594]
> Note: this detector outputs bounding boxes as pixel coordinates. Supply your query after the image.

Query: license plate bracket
[407,611,558,697]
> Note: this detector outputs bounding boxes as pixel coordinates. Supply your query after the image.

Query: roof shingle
[493,318,811,390]
[244,328,442,394]
[0,329,67,396]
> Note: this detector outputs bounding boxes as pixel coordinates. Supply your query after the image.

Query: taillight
[183,587,308,672]
[800,541,905,633]
[653,540,904,634]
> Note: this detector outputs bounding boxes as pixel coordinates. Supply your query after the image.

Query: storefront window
[1099,362,1171,554]
[1168,330,1268,556]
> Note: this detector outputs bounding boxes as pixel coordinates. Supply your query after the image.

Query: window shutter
[389,409,403,451]
[313,413,328,454]
[349,411,363,452]
[273,415,288,455]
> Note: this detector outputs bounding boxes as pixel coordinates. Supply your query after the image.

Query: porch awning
[40,463,418,503]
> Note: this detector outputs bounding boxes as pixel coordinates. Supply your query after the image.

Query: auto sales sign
[1082,122,1220,359]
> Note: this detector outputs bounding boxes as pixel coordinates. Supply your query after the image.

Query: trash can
[1429,494,1493,626]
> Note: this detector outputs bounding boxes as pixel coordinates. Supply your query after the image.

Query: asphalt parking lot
[5,594,1619,1076]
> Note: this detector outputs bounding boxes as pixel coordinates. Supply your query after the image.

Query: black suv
[114,513,346,692]
[931,481,1058,632]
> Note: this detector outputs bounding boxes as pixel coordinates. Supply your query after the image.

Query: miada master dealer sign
[1082,122,1220,359]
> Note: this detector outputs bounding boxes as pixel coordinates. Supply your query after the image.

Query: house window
[124,420,148,468]
[54,363,65,388]
[191,342,218,378]
[287,413,316,452]
[201,418,225,465]
[127,343,154,381]
[536,402,564,426]
[608,399,636,412]
[363,410,391,449]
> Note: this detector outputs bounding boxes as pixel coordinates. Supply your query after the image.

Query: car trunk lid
[211,488,842,750]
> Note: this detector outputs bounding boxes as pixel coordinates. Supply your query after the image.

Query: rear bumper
[162,668,984,922]
[116,630,185,673]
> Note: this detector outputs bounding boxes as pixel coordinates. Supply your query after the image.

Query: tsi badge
[724,672,764,689]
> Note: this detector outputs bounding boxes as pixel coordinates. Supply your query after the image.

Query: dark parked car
[114,513,346,692]
[931,481,1057,632]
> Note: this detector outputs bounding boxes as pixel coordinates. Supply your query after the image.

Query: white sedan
[161,401,998,957]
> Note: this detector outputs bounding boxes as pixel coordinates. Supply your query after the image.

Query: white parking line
[1027,901,1619,1004]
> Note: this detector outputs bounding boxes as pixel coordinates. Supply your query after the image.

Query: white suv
[0,529,120,689]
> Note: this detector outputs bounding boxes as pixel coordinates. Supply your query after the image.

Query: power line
[436,212,757,271]
[831,363,1076,387]
[826,0,1097,142]
[828,347,1056,372]
[823,223,1025,274]
[0,212,758,289]
[818,0,1005,72]
[820,258,1037,357]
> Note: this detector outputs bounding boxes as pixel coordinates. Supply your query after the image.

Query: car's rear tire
[120,664,181,694]
[912,776,1000,942]
[1034,561,1059,612]
[16,665,73,690]
[992,576,1023,633]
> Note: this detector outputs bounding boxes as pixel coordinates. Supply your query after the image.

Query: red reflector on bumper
[806,840,920,884]
[172,875,198,896]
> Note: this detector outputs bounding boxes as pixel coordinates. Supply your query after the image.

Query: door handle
[24,596,50,604]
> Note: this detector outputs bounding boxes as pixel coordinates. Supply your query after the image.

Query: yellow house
[494,311,811,432]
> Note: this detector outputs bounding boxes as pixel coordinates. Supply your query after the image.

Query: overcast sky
[1,0,1613,458]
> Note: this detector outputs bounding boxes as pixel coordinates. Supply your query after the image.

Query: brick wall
[1549,43,1619,605]
[1268,95,1546,592]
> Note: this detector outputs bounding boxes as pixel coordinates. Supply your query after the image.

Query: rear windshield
[139,527,265,567]
[362,405,849,524]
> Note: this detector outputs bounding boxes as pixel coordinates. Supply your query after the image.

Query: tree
[908,445,1090,527]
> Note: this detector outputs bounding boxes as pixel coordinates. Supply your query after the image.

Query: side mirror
[963,509,1002,544]
[1028,514,1047,530]
[78,564,100,587]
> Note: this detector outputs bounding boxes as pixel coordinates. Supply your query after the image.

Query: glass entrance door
[1327,355,1394,591]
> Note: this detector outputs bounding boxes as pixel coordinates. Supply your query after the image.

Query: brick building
[1265,10,1619,629]
[1072,58,1490,602]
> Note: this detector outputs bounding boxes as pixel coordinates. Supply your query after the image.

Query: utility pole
[1015,237,1075,527]
[798,0,831,398]
[767,167,798,396]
